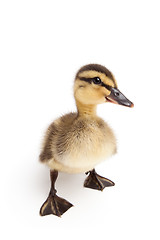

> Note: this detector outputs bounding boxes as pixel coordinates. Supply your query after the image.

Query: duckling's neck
[76,100,97,117]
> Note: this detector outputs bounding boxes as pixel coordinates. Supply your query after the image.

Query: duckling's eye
[93,77,102,85]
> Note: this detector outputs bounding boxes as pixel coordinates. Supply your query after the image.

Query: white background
[0,0,160,239]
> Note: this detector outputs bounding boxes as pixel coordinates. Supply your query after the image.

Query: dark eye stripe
[101,82,112,91]
[79,77,112,91]
[79,77,92,84]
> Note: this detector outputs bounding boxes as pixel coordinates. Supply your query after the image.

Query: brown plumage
[39,64,134,217]
[40,112,116,173]
[76,64,114,81]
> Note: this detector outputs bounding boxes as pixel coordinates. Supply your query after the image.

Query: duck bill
[106,88,134,108]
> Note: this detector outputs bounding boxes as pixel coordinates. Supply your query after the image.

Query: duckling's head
[74,64,134,107]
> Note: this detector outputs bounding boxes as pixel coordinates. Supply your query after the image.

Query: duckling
[39,64,134,217]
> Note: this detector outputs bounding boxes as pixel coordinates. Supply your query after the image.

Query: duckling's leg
[84,169,115,191]
[40,170,73,217]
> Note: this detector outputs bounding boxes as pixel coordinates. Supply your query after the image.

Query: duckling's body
[39,64,133,217]
[40,113,116,173]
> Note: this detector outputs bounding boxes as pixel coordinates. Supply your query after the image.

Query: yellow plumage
[39,64,133,217]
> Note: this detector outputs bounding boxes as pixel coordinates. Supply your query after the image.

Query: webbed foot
[40,170,73,217]
[84,169,115,191]
[40,189,73,217]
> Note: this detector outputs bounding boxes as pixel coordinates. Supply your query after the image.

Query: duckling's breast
[52,115,116,172]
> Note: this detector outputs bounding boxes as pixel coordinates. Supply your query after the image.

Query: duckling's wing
[39,112,77,163]
[39,122,58,163]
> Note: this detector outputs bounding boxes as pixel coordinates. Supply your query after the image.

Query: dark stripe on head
[101,82,112,91]
[79,77,92,84]
[76,64,115,82]
[79,77,113,91]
